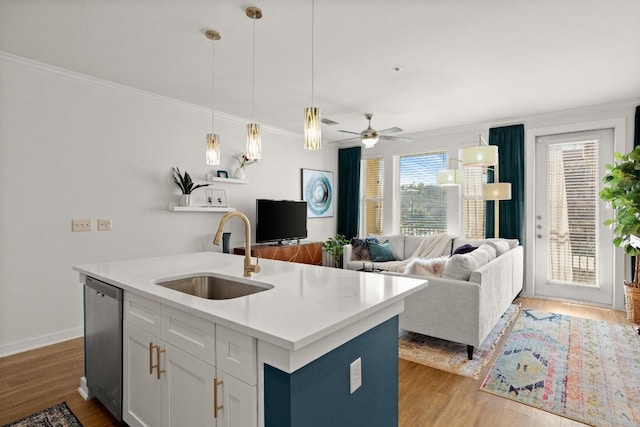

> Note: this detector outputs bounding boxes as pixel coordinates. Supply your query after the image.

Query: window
[398,152,447,236]
[463,165,486,239]
[362,157,384,236]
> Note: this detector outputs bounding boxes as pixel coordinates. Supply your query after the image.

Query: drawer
[124,292,161,336]
[161,305,216,366]
[216,325,257,385]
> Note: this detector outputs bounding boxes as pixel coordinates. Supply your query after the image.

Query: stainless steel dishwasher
[84,276,123,421]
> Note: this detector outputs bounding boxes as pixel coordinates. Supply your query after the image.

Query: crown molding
[0,51,301,138]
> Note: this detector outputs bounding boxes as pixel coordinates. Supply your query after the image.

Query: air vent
[321,117,339,126]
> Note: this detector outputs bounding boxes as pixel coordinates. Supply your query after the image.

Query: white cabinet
[122,292,257,427]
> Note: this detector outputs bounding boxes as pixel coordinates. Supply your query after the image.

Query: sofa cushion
[452,238,519,255]
[442,244,497,281]
[487,240,511,257]
[453,244,477,255]
[350,237,379,261]
[369,240,397,262]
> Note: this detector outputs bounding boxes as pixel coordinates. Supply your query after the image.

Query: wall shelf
[168,203,236,213]
[206,174,248,185]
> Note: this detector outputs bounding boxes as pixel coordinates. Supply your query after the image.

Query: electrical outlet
[97,218,112,231]
[350,357,362,394]
[72,219,92,232]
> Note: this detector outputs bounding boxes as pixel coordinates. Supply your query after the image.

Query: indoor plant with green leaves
[599,145,640,322]
[172,167,209,206]
[322,234,349,268]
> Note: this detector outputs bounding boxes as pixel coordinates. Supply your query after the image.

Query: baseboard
[78,376,93,400]
[0,327,83,358]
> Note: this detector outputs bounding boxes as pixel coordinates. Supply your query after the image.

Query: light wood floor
[0,297,633,426]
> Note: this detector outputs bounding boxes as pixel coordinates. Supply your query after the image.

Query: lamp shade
[437,169,464,186]
[462,145,498,166]
[482,182,512,200]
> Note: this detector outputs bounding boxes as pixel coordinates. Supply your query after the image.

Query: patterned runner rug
[399,304,520,379]
[480,309,640,427]
[3,402,82,427]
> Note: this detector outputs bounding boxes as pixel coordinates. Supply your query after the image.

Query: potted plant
[322,234,349,268]
[599,145,640,323]
[172,167,209,206]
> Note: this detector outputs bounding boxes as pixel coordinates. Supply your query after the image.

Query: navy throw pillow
[453,244,477,255]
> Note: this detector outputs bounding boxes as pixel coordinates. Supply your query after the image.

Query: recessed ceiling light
[393,67,402,72]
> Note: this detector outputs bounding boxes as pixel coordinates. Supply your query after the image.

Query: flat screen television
[255,199,308,244]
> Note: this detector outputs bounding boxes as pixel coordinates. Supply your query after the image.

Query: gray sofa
[342,234,524,358]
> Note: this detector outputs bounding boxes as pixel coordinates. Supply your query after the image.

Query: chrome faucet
[213,211,261,277]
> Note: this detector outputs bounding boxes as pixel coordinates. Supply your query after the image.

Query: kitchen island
[74,251,428,427]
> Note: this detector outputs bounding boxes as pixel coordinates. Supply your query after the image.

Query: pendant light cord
[311,0,315,106]
[252,15,256,121]
[211,38,216,133]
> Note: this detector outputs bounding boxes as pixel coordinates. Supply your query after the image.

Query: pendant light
[246,6,262,160]
[437,157,464,186]
[304,0,321,150]
[205,29,221,165]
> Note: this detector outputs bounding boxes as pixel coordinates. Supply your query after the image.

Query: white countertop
[74,252,428,352]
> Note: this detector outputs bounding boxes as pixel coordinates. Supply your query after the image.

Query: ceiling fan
[329,113,412,148]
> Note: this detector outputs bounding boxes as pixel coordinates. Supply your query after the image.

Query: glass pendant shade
[482,182,512,200]
[246,123,261,160]
[437,169,464,186]
[304,107,321,150]
[462,145,498,166]
[205,133,221,165]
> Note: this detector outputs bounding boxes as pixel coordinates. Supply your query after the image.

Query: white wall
[0,53,337,356]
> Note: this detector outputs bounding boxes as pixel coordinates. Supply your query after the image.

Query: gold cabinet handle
[214,377,224,418]
[156,345,166,380]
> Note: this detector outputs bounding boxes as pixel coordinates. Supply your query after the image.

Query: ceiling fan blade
[379,135,413,143]
[328,136,361,144]
[337,130,361,135]
[378,127,403,134]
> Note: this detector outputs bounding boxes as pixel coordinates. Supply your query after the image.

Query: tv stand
[233,241,322,265]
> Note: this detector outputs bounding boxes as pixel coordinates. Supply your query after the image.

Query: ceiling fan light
[205,133,220,165]
[362,135,378,148]
[304,106,321,150]
[246,123,261,160]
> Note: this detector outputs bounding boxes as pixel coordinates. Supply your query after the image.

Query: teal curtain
[632,106,640,281]
[485,124,525,243]
[337,146,361,239]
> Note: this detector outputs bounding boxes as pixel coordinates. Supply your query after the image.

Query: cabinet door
[216,369,257,427]
[162,343,216,427]
[123,322,162,427]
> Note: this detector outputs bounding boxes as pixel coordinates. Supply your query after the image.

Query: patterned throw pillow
[350,237,379,261]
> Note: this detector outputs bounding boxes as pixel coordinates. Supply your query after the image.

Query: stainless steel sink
[155,274,273,300]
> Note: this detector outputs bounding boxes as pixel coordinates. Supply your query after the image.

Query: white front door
[534,129,614,305]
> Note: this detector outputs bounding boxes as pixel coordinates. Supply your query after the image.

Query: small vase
[179,194,191,207]
[222,232,231,254]
[234,167,246,180]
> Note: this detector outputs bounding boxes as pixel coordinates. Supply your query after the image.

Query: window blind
[362,158,384,236]
[398,152,447,236]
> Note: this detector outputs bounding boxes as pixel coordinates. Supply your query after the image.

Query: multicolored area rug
[481,309,640,427]
[399,304,520,379]
[3,402,82,427]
